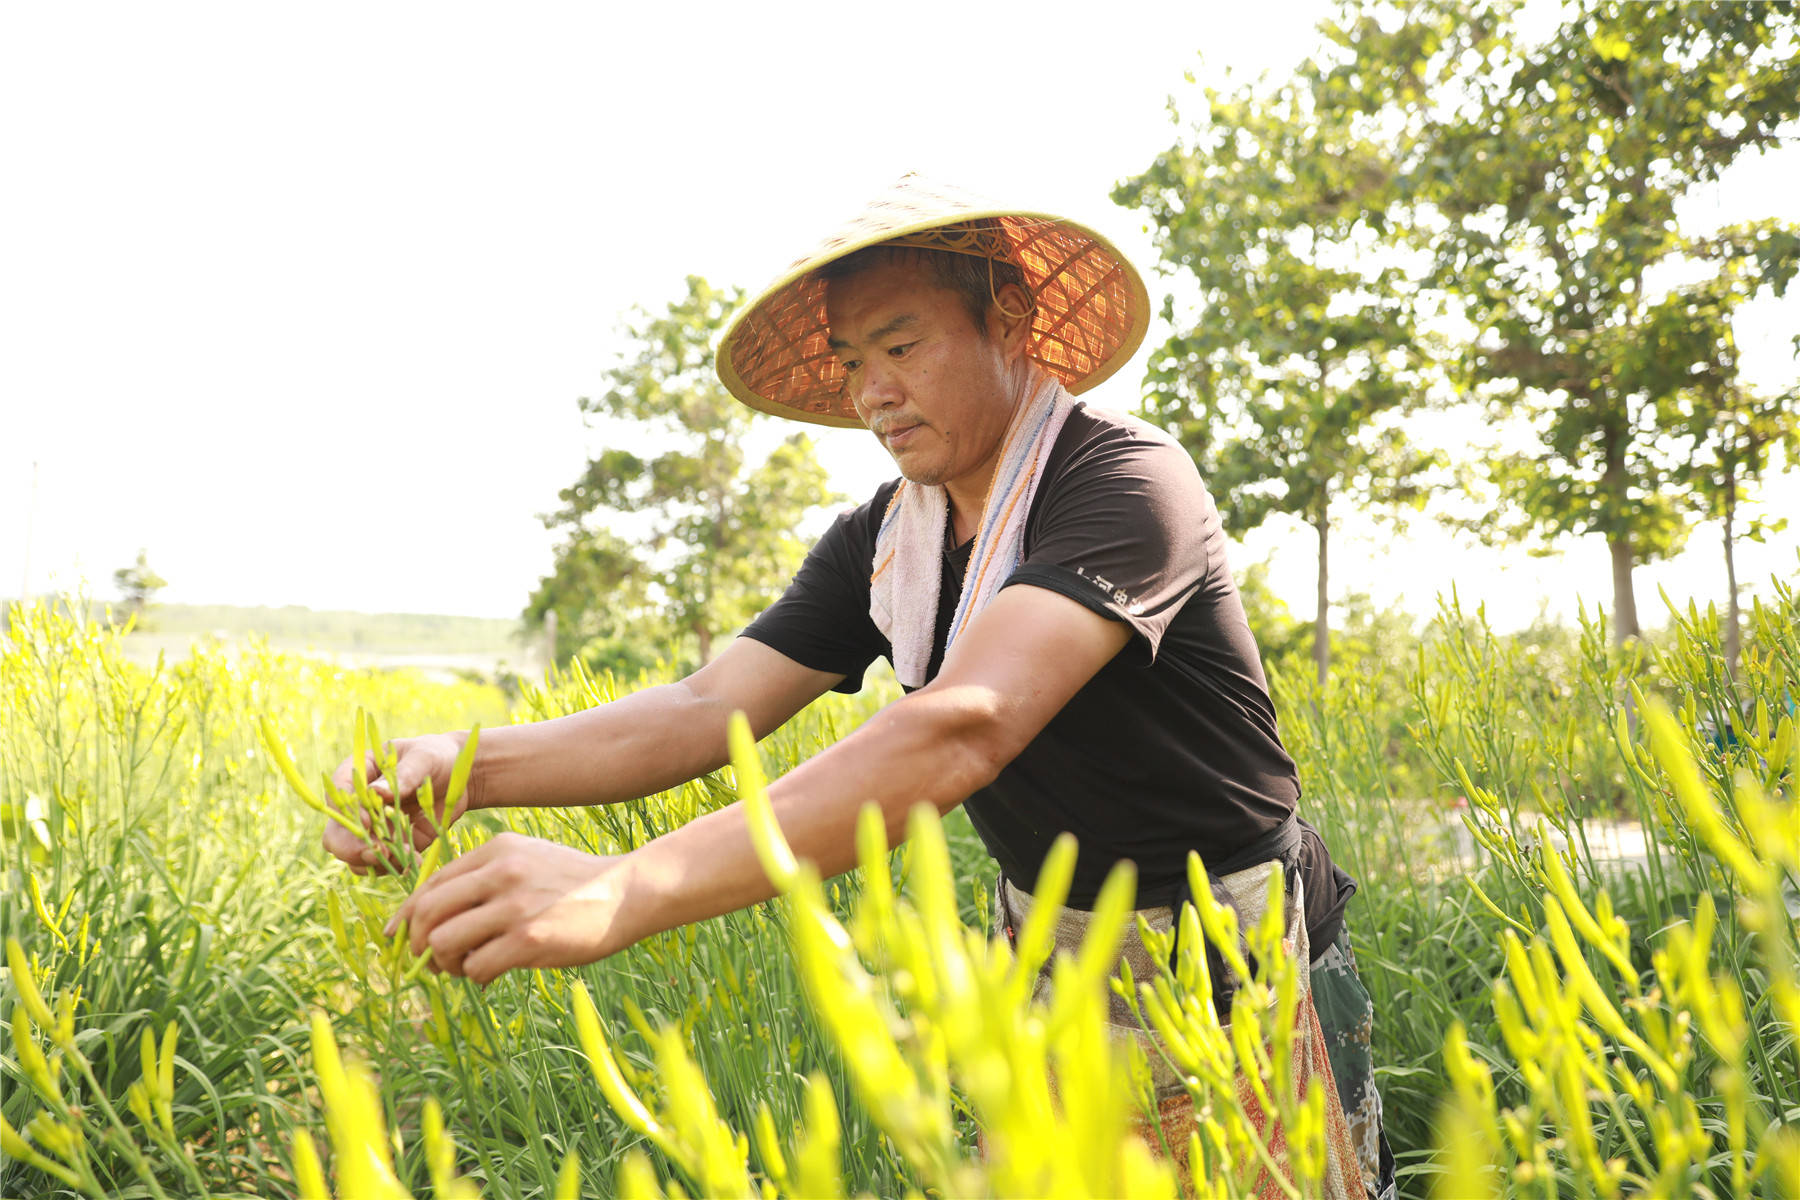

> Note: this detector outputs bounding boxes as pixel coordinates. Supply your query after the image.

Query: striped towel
[870,366,1075,688]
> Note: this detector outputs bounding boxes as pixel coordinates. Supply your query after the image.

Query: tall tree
[1117,19,1442,683]
[1692,385,1797,671]
[1416,0,1800,642]
[536,277,842,667]
[1672,292,1800,669]
[523,525,660,677]
[112,549,167,627]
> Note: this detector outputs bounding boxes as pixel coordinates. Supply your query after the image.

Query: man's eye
[841,359,862,372]
[888,342,915,358]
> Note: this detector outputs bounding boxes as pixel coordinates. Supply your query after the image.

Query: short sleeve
[739,496,892,694]
[1002,414,1215,662]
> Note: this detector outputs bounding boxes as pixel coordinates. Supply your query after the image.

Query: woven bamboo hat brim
[717,174,1151,428]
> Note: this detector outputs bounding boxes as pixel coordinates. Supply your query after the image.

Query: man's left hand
[386,832,636,984]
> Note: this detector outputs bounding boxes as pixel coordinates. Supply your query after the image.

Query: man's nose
[855,359,904,410]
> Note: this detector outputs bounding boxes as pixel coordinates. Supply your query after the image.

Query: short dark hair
[817,242,1029,333]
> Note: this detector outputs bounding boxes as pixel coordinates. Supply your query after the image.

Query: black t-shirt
[742,403,1350,941]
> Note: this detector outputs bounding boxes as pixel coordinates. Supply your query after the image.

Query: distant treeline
[105,602,522,655]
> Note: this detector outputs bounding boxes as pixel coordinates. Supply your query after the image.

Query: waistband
[1133,812,1302,913]
[997,811,1353,965]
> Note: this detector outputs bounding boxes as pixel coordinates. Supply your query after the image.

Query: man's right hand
[322,732,477,873]
[312,640,841,873]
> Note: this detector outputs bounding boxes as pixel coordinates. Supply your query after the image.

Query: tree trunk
[1608,536,1640,644]
[1723,466,1741,672]
[1313,505,1331,687]
[696,625,714,665]
[1600,423,1640,644]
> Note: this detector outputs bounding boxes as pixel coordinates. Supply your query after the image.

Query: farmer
[328,176,1394,1197]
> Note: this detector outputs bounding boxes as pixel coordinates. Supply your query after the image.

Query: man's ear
[990,283,1034,361]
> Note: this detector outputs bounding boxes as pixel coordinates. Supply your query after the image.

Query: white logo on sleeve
[1075,567,1141,614]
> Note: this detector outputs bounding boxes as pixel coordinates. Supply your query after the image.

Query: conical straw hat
[717,174,1152,427]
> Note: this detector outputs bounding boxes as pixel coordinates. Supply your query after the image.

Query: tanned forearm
[612,684,1004,950]
[465,680,745,812]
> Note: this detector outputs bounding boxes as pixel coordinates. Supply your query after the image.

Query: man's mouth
[878,421,923,448]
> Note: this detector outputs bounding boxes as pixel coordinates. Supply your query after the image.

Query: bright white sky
[4,2,1797,635]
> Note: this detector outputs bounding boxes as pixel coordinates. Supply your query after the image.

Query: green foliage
[532,277,843,666]
[1405,0,1800,638]
[1117,10,1442,680]
[111,549,167,628]
[1674,380,1800,664]
[1234,559,1312,669]
[1431,690,1800,1198]
[1275,572,1800,1193]
[521,525,667,676]
[0,600,507,1198]
[1681,384,1798,547]
[1124,0,1800,649]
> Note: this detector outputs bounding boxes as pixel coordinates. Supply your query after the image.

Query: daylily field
[3,581,1797,1199]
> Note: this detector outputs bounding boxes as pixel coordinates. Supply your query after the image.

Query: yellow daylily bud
[13,1008,62,1104]
[351,706,373,808]
[752,1102,790,1192]
[1,1112,82,1190]
[127,1079,155,1128]
[617,1149,665,1200]
[418,835,444,882]
[27,874,70,953]
[52,988,76,1047]
[554,1149,583,1200]
[1007,833,1075,1004]
[23,1112,79,1162]
[422,1096,456,1195]
[257,715,322,810]
[1543,901,1676,1093]
[290,1130,330,1199]
[573,982,669,1152]
[443,724,481,816]
[139,1023,160,1098]
[156,1019,178,1137]
[4,936,57,1035]
[1539,836,1632,981]
[1643,701,1768,891]
[729,712,798,891]
[793,1072,845,1200]
[0,1113,34,1163]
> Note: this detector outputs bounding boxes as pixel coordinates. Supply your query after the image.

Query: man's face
[825,257,1020,493]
